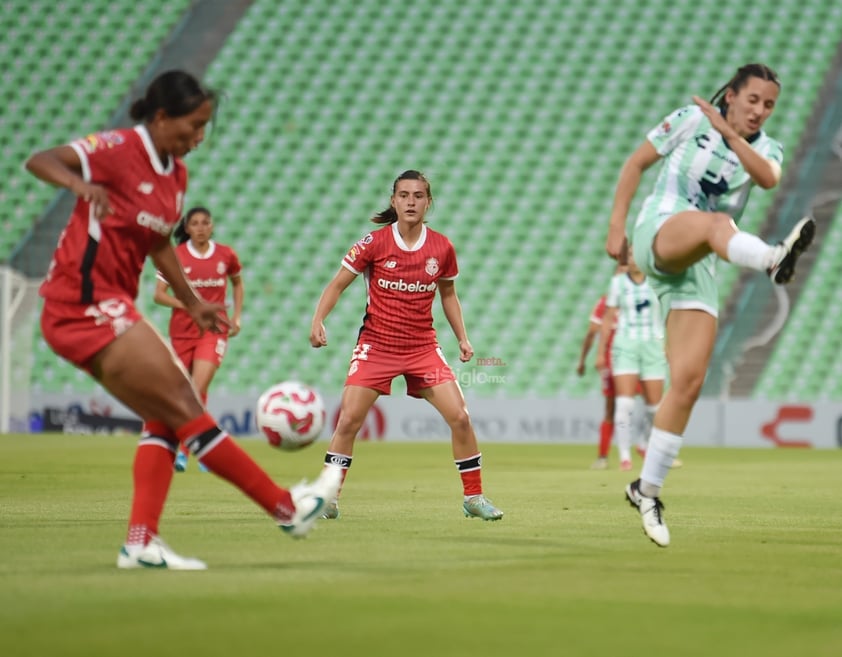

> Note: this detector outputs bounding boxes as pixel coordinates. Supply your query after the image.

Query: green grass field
[2,435,841,657]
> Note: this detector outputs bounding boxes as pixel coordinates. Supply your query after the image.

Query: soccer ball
[256,381,326,451]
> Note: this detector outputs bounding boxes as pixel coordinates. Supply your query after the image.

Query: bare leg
[418,380,477,459]
[653,211,738,273]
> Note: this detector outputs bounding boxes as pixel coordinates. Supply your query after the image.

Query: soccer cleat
[635,444,647,458]
[174,452,188,472]
[198,461,210,473]
[619,459,632,472]
[280,464,343,538]
[117,536,207,570]
[590,457,608,470]
[625,479,670,547]
[767,217,815,285]
[463,494,504,521]
[321,500,340,519]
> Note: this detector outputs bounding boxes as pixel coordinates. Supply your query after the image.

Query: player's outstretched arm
[606,141,660,260]
[25,145,113,219]
[438,280,473,362]
[310,267,357,348]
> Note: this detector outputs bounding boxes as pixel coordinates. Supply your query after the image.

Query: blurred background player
[153,206,244,473]
[310,170,503,522]
[606,63,814,547]
[576,273,620,470]
[25,69,340,569]
[595,249,675,471]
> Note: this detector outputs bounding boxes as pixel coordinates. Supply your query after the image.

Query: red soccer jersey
[40,126,187,304]
[342,223,459,353]
[158,240,242,339]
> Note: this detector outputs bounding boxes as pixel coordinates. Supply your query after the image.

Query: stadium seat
[6,0,840,398]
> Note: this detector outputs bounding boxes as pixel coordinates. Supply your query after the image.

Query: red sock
[126,421,177,545]
[598,420,614,458]
[455,453,483,497]
[177,413,295,523]
[177,393,207,459]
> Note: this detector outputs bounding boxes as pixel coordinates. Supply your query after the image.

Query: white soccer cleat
[767,216,815,285]
[625,479,670,547]
[280,464,343,538]
[117,536,207,570]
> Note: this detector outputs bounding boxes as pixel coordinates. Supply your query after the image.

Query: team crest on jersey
[216,262,226,275]
[80,131,125,154]
[425,258,439,276]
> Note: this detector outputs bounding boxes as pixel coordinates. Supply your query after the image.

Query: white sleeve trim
[341,260,362,275]
[69,142,91,182]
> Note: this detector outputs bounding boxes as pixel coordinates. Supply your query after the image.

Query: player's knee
[156,374,205,427]
[670,372,705,408]
[614,395,636,426]
[446,407,472,434]
[335,411,365,438]
[709,212,736,241]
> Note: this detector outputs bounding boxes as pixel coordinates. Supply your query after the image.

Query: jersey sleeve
[228,247,243,278]
[341,232,376,274]
[68,130,130,184]
[758,135,784,167]
[605,275,621,308]
[440,239,459,280]
[646,105,701,157]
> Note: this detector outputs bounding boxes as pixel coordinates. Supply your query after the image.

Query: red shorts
[345,343,456,397]
[171,333,228,369]
[41,297,142,371]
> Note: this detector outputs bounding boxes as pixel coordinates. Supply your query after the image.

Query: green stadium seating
[0,0,192,394]
[6,0,840,399]
[755,202,842,399]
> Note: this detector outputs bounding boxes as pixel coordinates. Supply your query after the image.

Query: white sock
[726,232,778,271]
[614,396,635,462]
[639,427,682,496]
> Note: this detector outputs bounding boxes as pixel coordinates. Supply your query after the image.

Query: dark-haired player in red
[576,292,618,470]
[26,69,339,570]
[153,206,243,473]
[310,170,503,522]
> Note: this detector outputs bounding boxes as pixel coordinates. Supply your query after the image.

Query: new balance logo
[384,260,397,269]
[137,182,154,194]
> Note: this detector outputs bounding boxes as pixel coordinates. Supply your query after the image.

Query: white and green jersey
[606,273,663,341]
[638,105,783,223]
